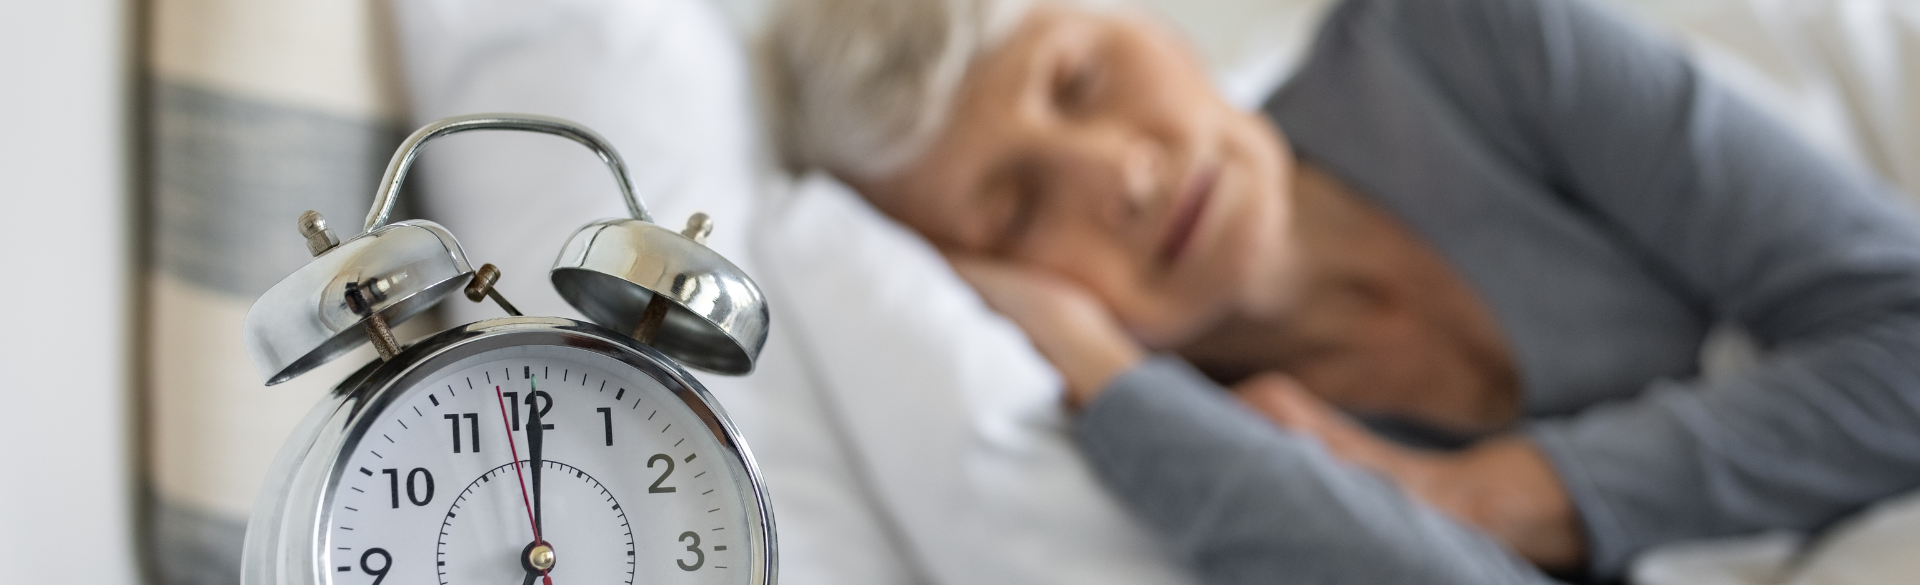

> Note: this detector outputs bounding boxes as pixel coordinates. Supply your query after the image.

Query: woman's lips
[1159,165,1218,267]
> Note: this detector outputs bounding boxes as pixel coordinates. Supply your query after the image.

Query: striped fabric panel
[147,77,404,585]
[143,0,408,581]
[151,79,400,298]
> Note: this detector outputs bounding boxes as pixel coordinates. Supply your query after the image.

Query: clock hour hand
[526,379,554,585]
[495,384,553,584]
[527,378,545,541]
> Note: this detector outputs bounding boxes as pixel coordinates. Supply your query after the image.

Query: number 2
[648,454,676,493]
[677,531,704,571]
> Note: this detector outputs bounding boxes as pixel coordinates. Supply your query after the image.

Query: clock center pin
[523,540,557,572]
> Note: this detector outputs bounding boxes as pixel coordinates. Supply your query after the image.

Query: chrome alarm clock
[239,114,774,585]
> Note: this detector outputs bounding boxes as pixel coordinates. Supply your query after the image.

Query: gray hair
[759,0,1034,180]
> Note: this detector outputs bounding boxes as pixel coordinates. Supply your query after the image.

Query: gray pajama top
[1073,0,1920,582]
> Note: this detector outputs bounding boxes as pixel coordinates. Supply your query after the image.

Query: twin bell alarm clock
[239,114,775,585]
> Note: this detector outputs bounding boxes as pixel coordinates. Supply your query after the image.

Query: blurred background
[6,0,1920,584]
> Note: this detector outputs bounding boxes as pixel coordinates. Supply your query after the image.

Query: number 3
[677,531,704,571]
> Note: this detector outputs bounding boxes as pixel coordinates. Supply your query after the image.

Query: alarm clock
[238,114,775,585]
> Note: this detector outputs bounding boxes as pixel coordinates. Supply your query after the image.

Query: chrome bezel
[240,317,776,585]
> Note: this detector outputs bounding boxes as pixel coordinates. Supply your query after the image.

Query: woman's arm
[1387,0,1920,577]
[953,257,1561,584]
[1081,357,1561,585]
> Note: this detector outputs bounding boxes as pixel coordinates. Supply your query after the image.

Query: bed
[144,0,1920,583]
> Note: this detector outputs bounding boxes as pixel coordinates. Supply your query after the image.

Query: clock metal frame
[240,316,777,585]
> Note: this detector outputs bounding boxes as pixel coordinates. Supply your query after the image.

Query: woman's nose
[1120,141,1161,217]
[1044,126,1166,229]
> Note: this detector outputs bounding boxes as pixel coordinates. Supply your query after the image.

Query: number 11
[443,413,478,453]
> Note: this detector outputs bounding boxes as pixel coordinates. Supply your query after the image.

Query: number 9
[360,548,392,585]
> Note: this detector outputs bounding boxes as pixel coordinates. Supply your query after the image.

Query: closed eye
[1053,58,1104,116]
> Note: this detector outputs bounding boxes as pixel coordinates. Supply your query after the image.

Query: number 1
[597,407,613,446]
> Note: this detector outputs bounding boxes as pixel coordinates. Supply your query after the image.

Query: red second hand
[494,385,549,583]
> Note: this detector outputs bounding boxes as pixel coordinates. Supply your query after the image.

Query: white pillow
[755,173,1196,585]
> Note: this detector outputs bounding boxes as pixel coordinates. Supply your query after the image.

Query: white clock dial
[320,343,756,585]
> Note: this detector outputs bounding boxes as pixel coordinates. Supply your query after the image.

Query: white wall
[0,0,138,583]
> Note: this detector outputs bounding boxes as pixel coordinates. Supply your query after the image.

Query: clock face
[319,341,760,585]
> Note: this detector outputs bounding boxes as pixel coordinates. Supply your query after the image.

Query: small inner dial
[322,342,754,585]
[436,460,634,585]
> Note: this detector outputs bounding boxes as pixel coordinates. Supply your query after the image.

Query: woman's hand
[947,255,1146,408]
[1234,374,1588,571]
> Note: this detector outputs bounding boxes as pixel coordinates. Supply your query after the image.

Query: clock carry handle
[357,113,768,375]
[361,113,654,233]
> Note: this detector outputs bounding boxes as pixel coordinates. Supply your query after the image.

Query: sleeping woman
[762,0,1920,582]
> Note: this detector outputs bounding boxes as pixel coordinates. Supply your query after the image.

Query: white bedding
[390,0,1920,583]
